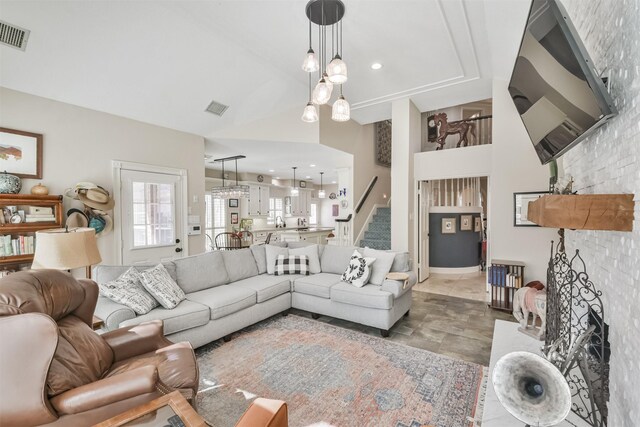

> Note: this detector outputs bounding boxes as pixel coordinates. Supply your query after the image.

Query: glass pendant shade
[301,102,319,123]
[302,48,319,72]
[291,187,299,196]
[318,189,326,199]
[327,55,348,84]
[312,77,333,105]
[332,95,350,122]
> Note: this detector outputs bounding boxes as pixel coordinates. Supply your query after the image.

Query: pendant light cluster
[301,0,350,123]
[211,155,250,199]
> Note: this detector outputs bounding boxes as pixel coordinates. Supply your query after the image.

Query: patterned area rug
[195,315,485,427]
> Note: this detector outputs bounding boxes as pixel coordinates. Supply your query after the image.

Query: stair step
[364,231,390,240]
[360,239,391,250]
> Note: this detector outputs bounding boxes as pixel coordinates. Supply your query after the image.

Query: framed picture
[442,218,456,234]
[474,217,482,232]
[460,215,472,231]
[332,204,339,217]
[514,191,547,226]
[230,212,239,224]
[228,198,239,208]
[299,180,307,188]
[0,127,43,179]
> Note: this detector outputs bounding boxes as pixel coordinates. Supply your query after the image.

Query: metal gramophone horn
[492,351,571,427]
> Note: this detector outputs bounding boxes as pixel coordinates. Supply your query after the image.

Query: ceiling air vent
[0,20,30,51]
[205,100,229,117]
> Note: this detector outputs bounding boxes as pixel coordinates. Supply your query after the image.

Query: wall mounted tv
[508,0,617,165]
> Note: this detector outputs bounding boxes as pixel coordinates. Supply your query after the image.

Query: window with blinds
[267,197,283,225]
[205,194,226,251]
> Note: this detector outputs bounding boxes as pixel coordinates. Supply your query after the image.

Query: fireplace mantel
[528,194,634,232]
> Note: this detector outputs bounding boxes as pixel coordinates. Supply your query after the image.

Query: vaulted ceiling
[0,0,531,178]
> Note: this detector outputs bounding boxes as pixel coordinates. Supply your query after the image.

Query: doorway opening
[415,176,488,302]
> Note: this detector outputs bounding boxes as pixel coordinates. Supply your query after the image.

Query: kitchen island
[279,227,334,245]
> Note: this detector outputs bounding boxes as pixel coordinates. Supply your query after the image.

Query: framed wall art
[514,191,547,226]
[228,198,239,208]
[460,215,473,231]
[0,127,43,179]
[230,212,239,224]
[442,218,456,234]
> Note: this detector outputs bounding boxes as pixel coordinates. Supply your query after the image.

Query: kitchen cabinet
[289,189,311,216]
[247,185,270,217]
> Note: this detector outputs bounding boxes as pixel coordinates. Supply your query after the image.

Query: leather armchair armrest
[235,398,288,427]
[50,365,158,415]
[381,270,417,298]
[0,313,59,427]
[102,320,172,362]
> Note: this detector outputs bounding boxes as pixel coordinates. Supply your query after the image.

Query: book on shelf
[28,206,53,215]
[25,215,56,223]
[0,235,35,256]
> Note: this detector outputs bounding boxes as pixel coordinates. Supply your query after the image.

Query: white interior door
[120,169,184,265]
[419,181,430,282]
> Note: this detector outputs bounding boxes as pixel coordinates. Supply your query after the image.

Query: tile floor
[414,271,488,302]
[292,289,515,366]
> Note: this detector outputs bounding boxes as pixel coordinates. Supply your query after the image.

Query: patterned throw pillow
[341,250,376,288]
[98,267,158,314]
[275,255,310,276]
[139,264,186,309]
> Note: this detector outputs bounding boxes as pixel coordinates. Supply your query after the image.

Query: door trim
[112,160,189,265]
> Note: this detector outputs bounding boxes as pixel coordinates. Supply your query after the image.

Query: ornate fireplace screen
[545,234,610,426]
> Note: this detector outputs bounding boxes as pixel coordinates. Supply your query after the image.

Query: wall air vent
[0,20,30,51]
[205,100,229,117]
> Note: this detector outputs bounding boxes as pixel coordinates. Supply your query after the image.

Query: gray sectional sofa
[94,243,417,348]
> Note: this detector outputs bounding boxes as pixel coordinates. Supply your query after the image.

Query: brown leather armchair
[0,270,200,426]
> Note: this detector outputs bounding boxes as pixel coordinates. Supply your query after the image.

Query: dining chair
[215,232,241,250]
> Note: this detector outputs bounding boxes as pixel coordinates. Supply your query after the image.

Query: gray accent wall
[429,213,481,268]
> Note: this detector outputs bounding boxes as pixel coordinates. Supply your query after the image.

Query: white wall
[489,80,556,283]
[0,87,206,265]
[415,144,493,180]
[391,99,421,261]
[558,1,640,424]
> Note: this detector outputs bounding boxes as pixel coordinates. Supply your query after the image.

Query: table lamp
[31,227,102,278]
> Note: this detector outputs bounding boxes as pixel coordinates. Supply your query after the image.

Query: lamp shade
[332,95,350,122]
[326,55,348,84]
[301,102,319,122]
[312,77,333,105]
[302,48,320,72]
[32,227,102,270]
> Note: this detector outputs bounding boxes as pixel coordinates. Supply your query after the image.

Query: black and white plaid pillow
[275,254,310,276]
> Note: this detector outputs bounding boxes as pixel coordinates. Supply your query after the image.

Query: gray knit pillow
[98,267,158,314]
[140,264,185,309]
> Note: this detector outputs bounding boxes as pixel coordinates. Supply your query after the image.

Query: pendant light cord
[235,158,239,186]
[221,160,225,187]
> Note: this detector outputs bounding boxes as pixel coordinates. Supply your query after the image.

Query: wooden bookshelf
[489,259,525,312]
[0,194,63,271]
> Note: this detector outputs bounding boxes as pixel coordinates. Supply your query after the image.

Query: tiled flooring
[292,287,515,366]
[414,271,488,302]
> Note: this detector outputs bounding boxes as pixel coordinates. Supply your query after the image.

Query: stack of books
[25,206,55,223]
[0,235,35,256]
[506,273,523,288]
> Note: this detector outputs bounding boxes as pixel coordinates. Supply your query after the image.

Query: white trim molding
[429,265,481,274]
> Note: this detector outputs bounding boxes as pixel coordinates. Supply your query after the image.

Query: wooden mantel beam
[527,194,635,232]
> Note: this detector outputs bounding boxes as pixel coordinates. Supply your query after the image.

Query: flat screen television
[508,0,617,164]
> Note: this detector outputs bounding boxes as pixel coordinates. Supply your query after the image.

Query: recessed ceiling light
[310,164,316,167]
[371,62,383,70]
[332,181,337,184]
[305,176,311,179]
[268,169,275,173]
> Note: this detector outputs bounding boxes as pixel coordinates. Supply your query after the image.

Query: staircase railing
[355,176,378,214]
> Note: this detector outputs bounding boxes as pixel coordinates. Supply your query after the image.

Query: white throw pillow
[363,247,396,285]
[98,267,158,315]
[289,244,321,274]
[341,250,376,288]
[139,264,185,309]
[265,244,290,275]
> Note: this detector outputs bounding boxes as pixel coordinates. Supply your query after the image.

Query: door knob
[175,247,183,253]
[175,238,181,244]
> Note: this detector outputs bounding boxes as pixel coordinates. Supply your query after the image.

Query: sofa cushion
[390,251,410,272]
[186,286,256,320]
[98,267,158,315]
[94,262,177,285]
[174,251,229,293]
[231,274,292,303]
[265,244,289,275]
[119,300,210,335]
[250,245,267,274]
[140,264,186,309]
[363,247,396,285]
[340,250,376,288]
[293,273,342,299]
[222,248,259,282]
[330,282,394,310]
[289,244,321,274]
[320,245,357,274]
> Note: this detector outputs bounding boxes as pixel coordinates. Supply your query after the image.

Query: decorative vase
[30,183,49,195]
[0,172,22,194]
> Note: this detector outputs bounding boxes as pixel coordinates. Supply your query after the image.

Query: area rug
[195,315,485,427]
